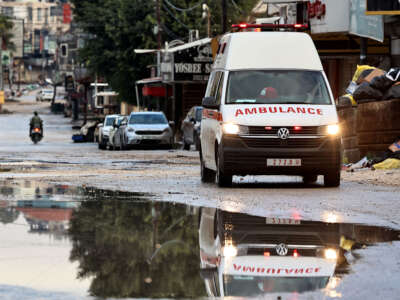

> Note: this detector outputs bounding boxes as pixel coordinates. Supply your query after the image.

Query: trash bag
[386,68,400,82]
[372,158,400,170]
[352,65,375,82]
[353,82,383,101]
[370,75,394,91]
[356,68,375,83]
[345,81,359,94]
[338,94,356,107]
[383,84,400,100]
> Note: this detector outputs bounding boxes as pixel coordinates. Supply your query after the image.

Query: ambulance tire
[200,151,215,183]
[324,170,341,187]
[302,174,318,184]
[183,142,190,150]
[216,146,232,187]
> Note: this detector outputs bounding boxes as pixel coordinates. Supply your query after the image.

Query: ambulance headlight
[326,124,340,135]
[222,244,238,257]
[324,248,338,260]
[222,123,248,135]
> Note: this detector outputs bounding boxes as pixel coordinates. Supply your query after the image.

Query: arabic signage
[161,42,213,83]
[366,0,400,15]
[310,0,350,34]
[349,0,384,42]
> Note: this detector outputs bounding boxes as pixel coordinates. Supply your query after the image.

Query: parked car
[98,114,120,150]
[108,116,128,150]
[181,106,203,151]
[123,112,174,149]
[36,89,54,102]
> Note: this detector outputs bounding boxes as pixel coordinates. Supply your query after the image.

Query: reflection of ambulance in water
[200,29,341,187]
[199,208,340,297]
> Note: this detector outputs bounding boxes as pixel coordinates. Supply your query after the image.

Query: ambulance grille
[248,126,319,135]
[243,138,323,148]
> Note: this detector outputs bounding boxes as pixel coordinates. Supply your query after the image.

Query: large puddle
[0,180,399,299]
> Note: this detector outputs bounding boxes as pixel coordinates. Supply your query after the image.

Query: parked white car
[98,114,120,150]
[123,112,174,148]
[36,89,54,102]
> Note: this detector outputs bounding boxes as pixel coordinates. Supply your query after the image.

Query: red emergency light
[293,126,302,131]
[232,23,308,31]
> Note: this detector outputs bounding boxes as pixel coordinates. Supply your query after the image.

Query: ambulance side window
[205,72,216,97]
[209,72,222,99]
[215,73,225,105]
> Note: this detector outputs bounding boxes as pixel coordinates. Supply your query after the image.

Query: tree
[68,187,205,298]
[70,0,258,105]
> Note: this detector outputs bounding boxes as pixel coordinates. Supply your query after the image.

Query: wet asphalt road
[0,93,400,299]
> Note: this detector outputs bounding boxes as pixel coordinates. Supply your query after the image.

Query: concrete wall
[339,99,400,163]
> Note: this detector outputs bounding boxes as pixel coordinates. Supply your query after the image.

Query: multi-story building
[0,0,71,59]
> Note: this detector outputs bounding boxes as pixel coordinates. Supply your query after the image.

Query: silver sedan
[123,112,174,149]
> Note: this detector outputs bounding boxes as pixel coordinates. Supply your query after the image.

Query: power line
[163,0,203,12]
[162,3,190,31]
[230,0,243,13]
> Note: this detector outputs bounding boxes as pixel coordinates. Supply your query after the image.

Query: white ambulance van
[199,208,339,297]
[200,31,341,187]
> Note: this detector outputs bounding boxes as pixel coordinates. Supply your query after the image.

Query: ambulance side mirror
[202,96,219,109]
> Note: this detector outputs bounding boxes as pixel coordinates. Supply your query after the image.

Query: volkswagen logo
[277,128,290,139]
[275,243,289,256]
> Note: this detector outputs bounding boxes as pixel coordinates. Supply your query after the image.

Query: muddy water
[0,180,399,299]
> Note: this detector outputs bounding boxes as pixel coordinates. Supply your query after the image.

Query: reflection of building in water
[16,200,76,239]
[199,208,400,297]
[0,180,81,202]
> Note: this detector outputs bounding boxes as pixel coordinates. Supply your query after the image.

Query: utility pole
[156,0,161,77]
[222,0,227,34]
[156,0,161,50]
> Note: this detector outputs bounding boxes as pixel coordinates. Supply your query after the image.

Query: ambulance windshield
[223,275,330,296]
[226,70,331,105]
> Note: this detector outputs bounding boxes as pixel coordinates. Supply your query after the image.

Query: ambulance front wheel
[216,146,232,187]
[200,151,216,183]
[324,170,341,187]
[302,174,318,184]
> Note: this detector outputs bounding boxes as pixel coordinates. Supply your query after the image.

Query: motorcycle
[31,127,43,144]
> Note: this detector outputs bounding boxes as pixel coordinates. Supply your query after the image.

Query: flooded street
[1,95,400,299]
[0,180,399,299]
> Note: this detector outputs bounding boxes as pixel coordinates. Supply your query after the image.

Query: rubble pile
[339,66,400,107]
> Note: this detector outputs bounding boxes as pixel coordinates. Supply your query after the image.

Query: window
[209,72,222,98]
[129,114,167,125]
[37,8,42,21]
[28,7,33,21]
[215,73,225,105]
[1,7,14,18]
[226,70,331,105]
[45,8,49,24]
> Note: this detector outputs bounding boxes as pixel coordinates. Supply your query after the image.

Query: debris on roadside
[72,121,99,143]
[338,65,400,107]
[344,138,400,172]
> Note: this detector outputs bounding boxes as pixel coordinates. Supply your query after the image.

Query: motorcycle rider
[30,111,43,137]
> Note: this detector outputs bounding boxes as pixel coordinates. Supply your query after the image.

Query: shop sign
[366,0,400,15]
[310,0,350,34]
[162,42,213,82]
[349,0,383,42]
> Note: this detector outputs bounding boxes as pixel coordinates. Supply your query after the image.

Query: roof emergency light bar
[232,23,308,30]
